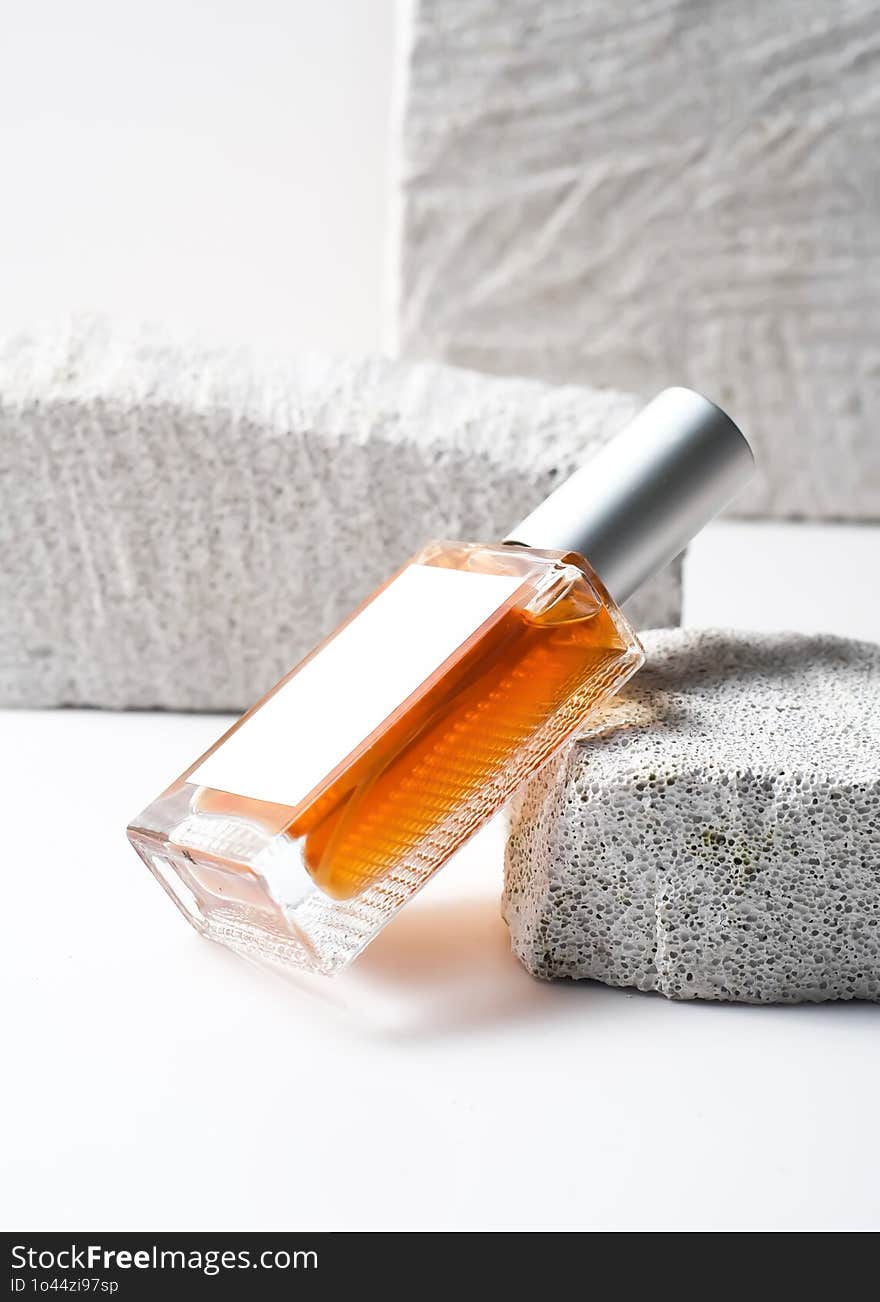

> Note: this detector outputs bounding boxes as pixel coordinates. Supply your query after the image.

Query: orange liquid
[190,568,633,902]
[294,584,628,899]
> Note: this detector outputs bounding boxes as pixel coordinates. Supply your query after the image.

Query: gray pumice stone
[504,629,880,1003]
[0,323,680,710]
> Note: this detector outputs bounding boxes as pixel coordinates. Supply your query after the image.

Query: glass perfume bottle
[128,388,753,975]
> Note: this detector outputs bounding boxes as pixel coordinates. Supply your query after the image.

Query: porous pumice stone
[503,630,880,1003]
[0,322,682,710]
[397,0,880,519]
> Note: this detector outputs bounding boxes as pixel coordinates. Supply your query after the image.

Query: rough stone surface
[504,629,880,1002]
[397,0,880,519]
[0,323,680,710]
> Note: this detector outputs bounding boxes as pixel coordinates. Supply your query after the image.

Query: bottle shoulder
[412,538,581,579]
[411,539,642,654]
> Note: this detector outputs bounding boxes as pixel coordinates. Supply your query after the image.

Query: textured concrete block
[397,0,880,519]
[0,323,679,710]
[504,630,880,1002]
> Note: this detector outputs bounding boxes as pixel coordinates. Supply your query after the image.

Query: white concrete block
[504,629,880,1002]
[0,322,678,709]
[397,0,880,519]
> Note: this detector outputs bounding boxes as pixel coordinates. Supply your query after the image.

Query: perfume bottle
[128,387,753,975]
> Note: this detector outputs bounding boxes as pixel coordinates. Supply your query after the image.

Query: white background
[2,3,879,1232]
[0,2,395,353]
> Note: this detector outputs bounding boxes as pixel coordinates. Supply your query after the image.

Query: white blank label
[189,562,524,809]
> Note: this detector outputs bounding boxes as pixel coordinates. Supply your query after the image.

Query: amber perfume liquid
[128,540,643,974]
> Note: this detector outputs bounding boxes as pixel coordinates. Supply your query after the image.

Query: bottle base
[127,796,434,977]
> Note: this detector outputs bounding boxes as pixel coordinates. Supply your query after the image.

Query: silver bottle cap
[506,387,754,603]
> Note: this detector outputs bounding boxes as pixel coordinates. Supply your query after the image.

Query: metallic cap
[506,387,754,603]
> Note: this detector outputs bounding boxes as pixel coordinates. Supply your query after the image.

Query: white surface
[0,3,395,353]
[2,522,879,1231]
[684,520,880,642]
